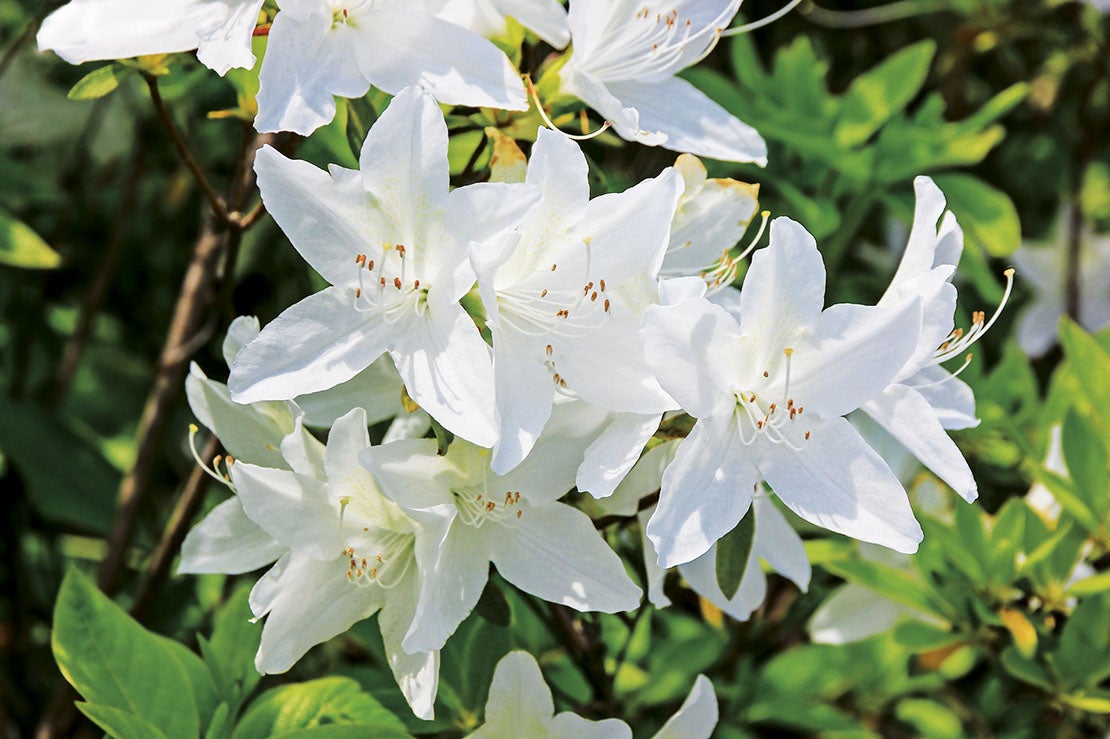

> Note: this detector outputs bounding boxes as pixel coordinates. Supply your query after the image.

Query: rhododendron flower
[468,127,682,473]
[860,176,1015,503]
[643,218,926,567]
[229,86,539,447]
[470,651,718,739]
[224,409,441,718]
[255,0,528,134]
[37,0,265,75]
[360,400,643,655]
[559,0,767,163]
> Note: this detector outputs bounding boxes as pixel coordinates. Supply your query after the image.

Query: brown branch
[143,73,230,224]
[547,604,614,712]
[1065,198,1083,322]
[96,216,225,596]
[129,436,220,620]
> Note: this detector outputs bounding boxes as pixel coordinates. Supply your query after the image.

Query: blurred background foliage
[1,0,1109,737]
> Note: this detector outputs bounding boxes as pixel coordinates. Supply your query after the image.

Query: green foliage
[0,208,61,269]
[716,507,755,599]
[232,678,408,739]
[66,64,133,100]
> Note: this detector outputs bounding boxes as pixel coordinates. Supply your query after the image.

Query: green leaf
[1060,691,1110,714]
[156,633,220,727]
[67,64,132,100]
[1062,411,1110,520]
[232,677,408,739]
[1058,318,1110,431]
[474,580,511,628]
[0,400,119,533]
[895,698,963,739]
[932,174,1021,257]
[716,512,755,600]
[1068,570,1110,597]
[0,209,61,269]
[999,647,1052,690]
[199,583,263,706]
[1055,594,1110,689]
[53,569,200,739]
[835,40,936,148]
[820,557,941,618]
[76,703,170,739]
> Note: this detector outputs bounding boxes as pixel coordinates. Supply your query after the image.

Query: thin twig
[801,0,944,28]
[143,73,230,224]
[0,0,64,82]
[1065,198,1083,322]
[547,604,614,712]
[129,436,220,620]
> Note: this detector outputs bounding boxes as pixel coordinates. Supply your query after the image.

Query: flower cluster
[37,0,1013,726]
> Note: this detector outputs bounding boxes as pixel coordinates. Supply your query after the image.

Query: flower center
[687,210,769,294]
[582,4,735,81]
[352,248,429,323]
[338,496,415,589]
[452,488,525,528]
[732,348,811,449]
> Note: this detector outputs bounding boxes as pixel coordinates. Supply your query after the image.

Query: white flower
[255,0,528,135]
[360,400,643,655]
[37,0,265,75]
[859,176,1014,503]
[226,408,443,718]
[1011,217,1110,358]
[430,0,570,48]
[559,0,767,163]
[599,441,810,620]
[469,651,718,739]
[468,127,682,474]
[642,217,927,568]
[229,86,539,448]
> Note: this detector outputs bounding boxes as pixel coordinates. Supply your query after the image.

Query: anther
[540,289,548,297]
[604,299,611,312]
[599,279,606,291]
[591,291,598,301]
[545,344,553,356]
[394,277,402,289]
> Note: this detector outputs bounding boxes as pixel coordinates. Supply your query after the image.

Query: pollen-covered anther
[804,431,811,440]
[603,299,611,313]
[599,279,606,292]
[545,344,553,356]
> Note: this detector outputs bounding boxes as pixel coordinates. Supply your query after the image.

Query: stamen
[187,424,233,489]
[525,75,611,141]
[933,268,1015,364]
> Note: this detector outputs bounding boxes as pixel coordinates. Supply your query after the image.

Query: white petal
[1017,297,1065,358]
[280,414,328,479]
[808,583,920,644]
[231,462,340,560]
[751,496,810,591]
[389,306,498,447]
[550,714,632,739]
[253,146,380,289]
[356,8,527,110]
[637,509,671,608]
[296,355,406,428]
[37,0,259,73]
[739,218,825,365]
[383,410,433,442]
[647,414,760,568]
[404,524,490,653]
[471,651,555,738]
[658,276,708,305]
[255,9,371,134]
[760,416,923,553]
[489,327,556,475]
[789,298,923,419]
[603,440,680,517]
[653,675,718,739]
[491,502,642,612]
[604,76,767,164]
[323,408,373,492]
[580,167,684,285]
[498,399,609,503]
[889,176,950,290]
[524,128,590,241]
[195,0,265,74]
[864,383,977,501]
[906,365,979,430]
[641,299,747,419]
[359,440,454,511]
[576,412,662,499]
[178,497,284,574]
[229,286,390,404]
[378,581,440,720]
[255,553,382,674]
[559,68,663,146]
[357,86,451,239]
[665,174,759,276]
[222,315,260,367]
[185,366,295,468]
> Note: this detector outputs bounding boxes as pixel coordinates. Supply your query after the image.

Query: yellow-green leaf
[67,64,132,101]
[0,210,61,269]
